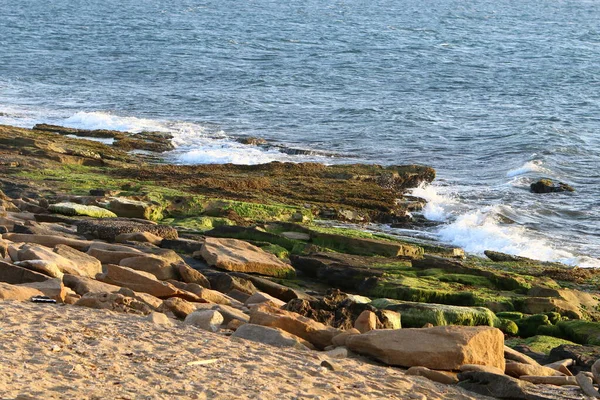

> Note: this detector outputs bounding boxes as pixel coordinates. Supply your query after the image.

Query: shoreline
[1,122,600,399]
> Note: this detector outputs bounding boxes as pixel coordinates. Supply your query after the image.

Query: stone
[0,260,50,284]
[320,359,340,371]
[227,289,251,303]
[323,346,349,359]
[549,345,600,375]
[245,291,286,308]
[280,231,310,241]
[519,376,577,385]
[75,292,153,315]
[160,238,205,254]
[0,282,44,301]
[196,238,295,278]
[231,323,313,350]
[210,304,250,325]
[19,278,66,302]
[97,264,183,299]
[457,371,534,400]
[209,273,256,295]
[177,264,211,288]
[2,233,91,251]
[505,362,565,378]
[576,372,600,398]
[309,231,423,258]
[0,238,8,257]
[331,329,361,347]
[146,311,174,326]
[249,303,340,350]
[119,256,178,280]
[592,359,600,385]
[48,202,117,218]
[86,246,143,265]
[227,319,246,331]
[53,244,103,277]
[115,231,163,245]
[459,364,505,375]
[17,244,100,278]
[108,197,163,221]
[15,260,64,279]
[531,179,575,194]
[77,219,177,241]
[544,359,573,376]
[231,272,314,302]
[354,310,378,333]
[184,310,224,332]
[346,326,505,371]
[505,346,541,366]
[162,297,197,319]
[183,284,232,305]
[63,274,121,295]
[405,366,459,385]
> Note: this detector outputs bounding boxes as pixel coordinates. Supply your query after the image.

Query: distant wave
[506,160,549,178]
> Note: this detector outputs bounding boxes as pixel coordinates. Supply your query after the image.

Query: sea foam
[506,160,549,178]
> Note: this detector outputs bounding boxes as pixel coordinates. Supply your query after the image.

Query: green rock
[495,318,519,336]
[516,314,552,338]
[506,335,578,355]
[370,299,497,328]
[496,311,524,321]
[556,320,600,345]
[49,202,117,218]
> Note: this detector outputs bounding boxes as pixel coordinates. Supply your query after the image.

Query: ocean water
[1,0,599,266]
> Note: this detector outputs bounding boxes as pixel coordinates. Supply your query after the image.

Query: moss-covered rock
[371,299,497,328]
[506,335,578,355]
[495,318,519,336]
[556,320,600,345]
[48,202,117,218]
[516,314,552,338]
[496,311,524,321]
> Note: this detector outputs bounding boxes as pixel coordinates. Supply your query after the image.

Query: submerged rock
[530,179,575,194]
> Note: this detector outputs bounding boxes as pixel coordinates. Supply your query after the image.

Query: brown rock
[18,278,66,302]
[15,259,64,279]
[119,256,178,280]
[87,247,143,265]
[96,264,182,299]
[183,283,233,305]
[184,310,224,332]
[177,264,210,288]
[504,345,540,366]
[63,274,121,295]
[245,291,286,308]
[196,238,295,278]
[576,372,600,398]
[346,326,505,371]
[0,260,50,284]
[519,375,577,385]
[544,359,574,376]
[53,244,103,277]
[249,303,340,350]
[0,282,44,301]
[505,362,565,378]
[227,319,246,331]
[459,364,505,375]
[17,244,100,278]
[75,292,153,315]
[231,323,313,351]
[592,359,600,384]
[354,310,378,333]
[162,297,196,319]
[405,366,459,385]
[2,233,91,251]
[331,328,361,347]
[115,231,163,245]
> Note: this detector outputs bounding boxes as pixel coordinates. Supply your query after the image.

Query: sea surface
[1,0,599,266]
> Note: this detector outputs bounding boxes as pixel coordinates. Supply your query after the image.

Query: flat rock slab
[49,202,117,218]
[77,219,178,241]
[346,325,505,371]
[196,237,295,278]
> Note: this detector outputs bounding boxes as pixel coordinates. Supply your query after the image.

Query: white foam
[409,183,458,222]
[506,160,549,178]
[174,140,292,165]
[62,111,170,133]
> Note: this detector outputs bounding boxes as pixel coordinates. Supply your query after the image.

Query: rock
[245,291,286,308]
[549,345,600,374]
[505,362,565,378]
[457,371,535,400]
[0,282,44,301]
[160,238,205,254]
[592,359,600,384]
[309,231,423,258]
[544,359,574,376]
[86,246,143,265]
[15,259,63,279]
[120,289,163,310]
[230,272,314,302]
[531,179,575,194]
[236,136,267,146]
[320,359,340,371]
[505,345,541,366]
[484,250,532,263]
[177,264,210,288]
[63,274,121,295]
[331,329,361,347]
[119,255,178,280]
[75,292,153,315]
[2,233,91,251]
[405,366,459,385]
[209,273,256,295]
[354,310,378,333]
[227,319,246,331]
[107,197,163,221]
[0,260,51,284]
[77,219,177,241]
[161,297,197,319]
[183,284,232,305]
[19,278,66,301]
[346,326,505,371]
[48,202,117,218]
[231,323,313,350]
[210,304,250,325]
[249,303,340,350]
[115,231,163,245]
[196,238,295,278]
[379,309,401,330]
[146,311,174,326]
[519,376,577,385]
[53,244,103,277]
[17,244,100,278]
[323,347,348,359]
[526,286,599,320]
[280,231,310,241]
[97,264,184,299]
[576,372,600,398]
[227,289,251,303]
[184,310,224,332]
[0,238,8,257]
[459,364,505,375]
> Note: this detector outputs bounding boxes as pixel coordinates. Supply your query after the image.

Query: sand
[0,300,487,400]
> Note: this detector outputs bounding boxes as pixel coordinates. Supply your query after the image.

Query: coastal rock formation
[530,179,575,194]
[346,326,505,371]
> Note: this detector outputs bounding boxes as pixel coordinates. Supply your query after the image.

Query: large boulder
[196,238,295,278]
[249,303,340,350]
[0,281,44,301]
[119,255,178,280]
[16,244,101,278]
[2,233,91,251]
[231,323,313,350]
[96,264,184,299]
[346,325,505,371]
[53,244,103,277]
[0,260,50,284]
[48,202,117,218]
[178,264,211,288]
[77,219,177,241]
[19,278,66,301]
[62,274,122,295]
[107,198,163,221]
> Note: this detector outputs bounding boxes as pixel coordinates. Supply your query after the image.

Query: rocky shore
[1,123,600,399]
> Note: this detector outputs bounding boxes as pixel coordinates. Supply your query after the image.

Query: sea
[1,0,599,266]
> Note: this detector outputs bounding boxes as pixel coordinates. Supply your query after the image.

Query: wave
[506,160,549,178]
[410,183,600,268]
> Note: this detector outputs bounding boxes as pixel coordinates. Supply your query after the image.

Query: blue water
[1,0,600,265]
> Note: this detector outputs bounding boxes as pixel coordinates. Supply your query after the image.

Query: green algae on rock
[48,202,117,218]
